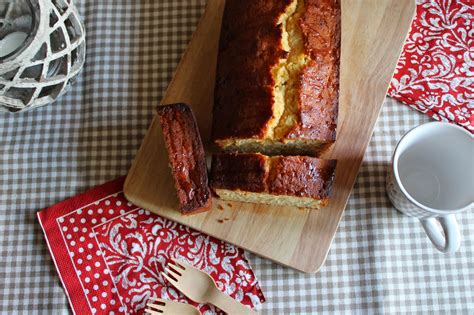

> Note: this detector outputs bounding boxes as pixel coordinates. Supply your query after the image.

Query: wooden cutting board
[125,0,415,273]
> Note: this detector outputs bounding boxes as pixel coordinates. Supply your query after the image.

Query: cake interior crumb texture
[214,189,327,208]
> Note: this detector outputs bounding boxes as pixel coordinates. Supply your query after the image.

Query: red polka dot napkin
[37,177,265,314]
[388,0,473,133]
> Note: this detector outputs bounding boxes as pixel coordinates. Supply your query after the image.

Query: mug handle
[420,214,460,253]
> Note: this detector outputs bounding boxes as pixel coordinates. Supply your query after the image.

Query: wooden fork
[146,297,201,315]
[162,259,257,315]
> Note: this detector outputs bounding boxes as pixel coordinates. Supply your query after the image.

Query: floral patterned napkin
[37,177,265,314]
[388,0,473,133]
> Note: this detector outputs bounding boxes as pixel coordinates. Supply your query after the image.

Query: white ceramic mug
[386,122,473,253]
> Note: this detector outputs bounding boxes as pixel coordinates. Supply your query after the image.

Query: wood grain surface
[124,0,415,273]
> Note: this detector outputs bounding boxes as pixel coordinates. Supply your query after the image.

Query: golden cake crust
[268,156,336,198]
[210,153,336,206]
[287,0,340,141]
[212,0,341,154]
[157,103,212,215]
[213,0,290,139]
[209,153,268,192]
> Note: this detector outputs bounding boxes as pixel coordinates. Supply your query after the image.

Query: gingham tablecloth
[0,1,473,314]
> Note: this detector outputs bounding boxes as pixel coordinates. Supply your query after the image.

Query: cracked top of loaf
[212,0,341,155]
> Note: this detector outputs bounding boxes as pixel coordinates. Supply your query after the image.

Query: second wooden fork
[146,297,201,315]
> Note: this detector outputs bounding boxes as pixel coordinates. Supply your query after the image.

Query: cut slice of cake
[157,103,212,215]
[212,0,341,155]
[210,153,336,209]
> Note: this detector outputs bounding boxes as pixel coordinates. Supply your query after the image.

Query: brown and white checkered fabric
[0,1,472,314]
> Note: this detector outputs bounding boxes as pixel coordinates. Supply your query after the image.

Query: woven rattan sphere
[0,0,85,112]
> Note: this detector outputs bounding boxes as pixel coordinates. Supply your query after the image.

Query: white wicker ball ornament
[0,0,85,112]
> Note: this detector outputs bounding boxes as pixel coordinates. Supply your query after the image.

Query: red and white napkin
[37,177,265,314]
[388,0,473,133]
